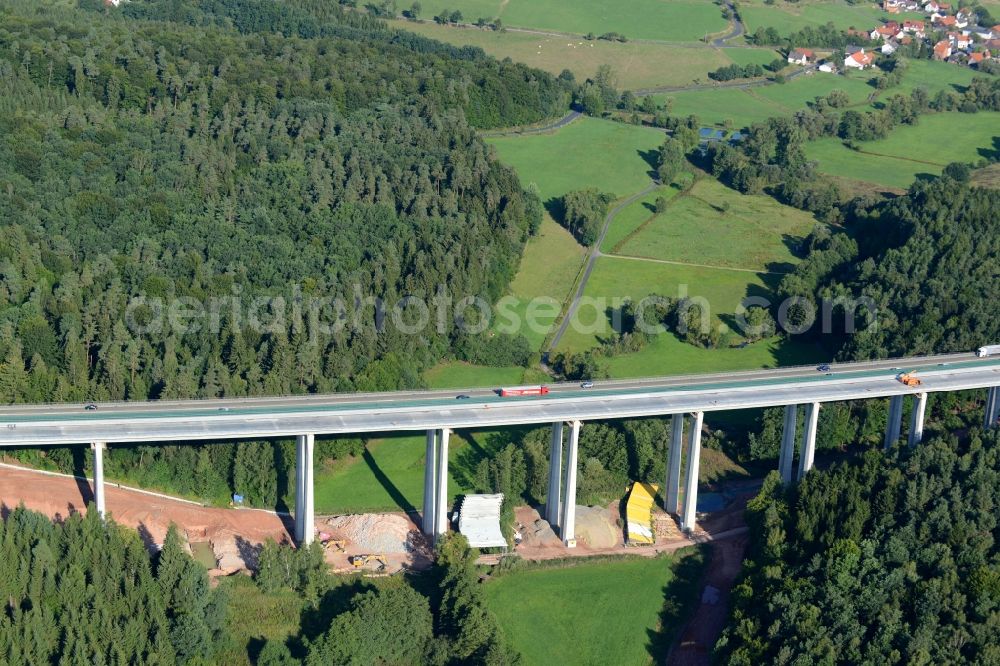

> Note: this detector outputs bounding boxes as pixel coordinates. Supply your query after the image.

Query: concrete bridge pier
[546,422,564,527]
[91,442,106,518]
[884,395,904,450]
[798,402,820,479]
[664,414,684,514]
[435,428,451,539]
[985,387,1000,429]
[422,430,437,535]
[294,434,315,545]
[778,404,798,484]
[680,411,704,533]
[421,428,452,541]
[909,393,928,446]
[560,421,581,547]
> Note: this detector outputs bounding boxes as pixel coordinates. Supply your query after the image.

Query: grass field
[503,215,586,350]
[738,0,896,34]
[485,551,706,665]
[804,111,1000,189]
[658,71,873,128]
[600,182,688,253]
[874,59,984,106]
[412,0,729,42]
[488,116,663,202]
[314,428,526,514]
[392,20,752,90]
[604,330,825,377]
[423,361,549,388]
[613,178,816,271]
[218,577,302,666]
[554,255,780,353]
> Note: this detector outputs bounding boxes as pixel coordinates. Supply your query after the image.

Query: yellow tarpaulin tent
[625,481,658,545]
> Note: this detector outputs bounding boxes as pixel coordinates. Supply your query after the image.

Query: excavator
[348,554,388,572]
[897,371,922,387]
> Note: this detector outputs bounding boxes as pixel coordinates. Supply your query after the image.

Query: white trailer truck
[977,344,1000,357]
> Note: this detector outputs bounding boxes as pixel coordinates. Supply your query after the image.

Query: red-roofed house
[870,25,903,40]
[844,50,875,69]
[948,32,971,49]
[934,15,958,28]
[903,20,925,38]
[933,40,953,59]
[787,48,816,65]
[968,50,991,67]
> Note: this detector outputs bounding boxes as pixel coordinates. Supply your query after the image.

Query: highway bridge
[2,353,998,546]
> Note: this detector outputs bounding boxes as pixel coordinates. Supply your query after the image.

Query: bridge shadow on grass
[362,447,418,516]
[647,545,711,662]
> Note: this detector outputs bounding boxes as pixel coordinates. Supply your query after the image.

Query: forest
[716,427,1000,664]
[0,504,517,665]
[0,0,568,502]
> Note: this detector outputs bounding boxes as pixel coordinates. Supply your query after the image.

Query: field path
[547,181,659,351]
[602,253,790,275]
[481,110,582,137]
[711,0,745,47]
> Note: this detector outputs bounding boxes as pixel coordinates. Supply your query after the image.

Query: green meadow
[487,116,663,202]
[485,552,706,665]
[613,179,815,271]
[739,0,895,34]
[393,20,751,90]
[412,0,729,42]
[805,112,1000,189]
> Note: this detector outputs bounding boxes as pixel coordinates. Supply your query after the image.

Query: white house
[844,50,875,69]
[817,60,837,73]
[787,47,816,65]
[882,41,899,54]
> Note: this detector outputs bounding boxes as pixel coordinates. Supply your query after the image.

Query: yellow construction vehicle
[348,554,388,571]
[897,372,922,387]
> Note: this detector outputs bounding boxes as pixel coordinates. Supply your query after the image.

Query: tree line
[716,427,1000,664]
[0,503,519,664]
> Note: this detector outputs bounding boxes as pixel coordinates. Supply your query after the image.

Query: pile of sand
[324,513,417,553]
[573,505,619,548]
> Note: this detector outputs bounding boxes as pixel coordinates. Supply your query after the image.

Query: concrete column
[91,442,106,518]
[798,402,820,479]
[778,404,798,484]
[422,430,437,535]
[664,414,684,514]
[560,421,581,547]
[546,422,564,527]
[435,428,451,538]
[909,393,928,446]
[984,387,1000,429]
[884,395,904,449]
[295,434,315,545]
[680,412,704,533]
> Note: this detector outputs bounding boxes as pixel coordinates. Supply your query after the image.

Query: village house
[817,60,837,73]
[948,31,971,49]
[870,22,902,41]
[787,47,816,65]
[844,49,875,69]
[882,41,899,54]
[933,15,958,28]
[968,50,992,67]
[903,20,926,38]
[933,39,953,59]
